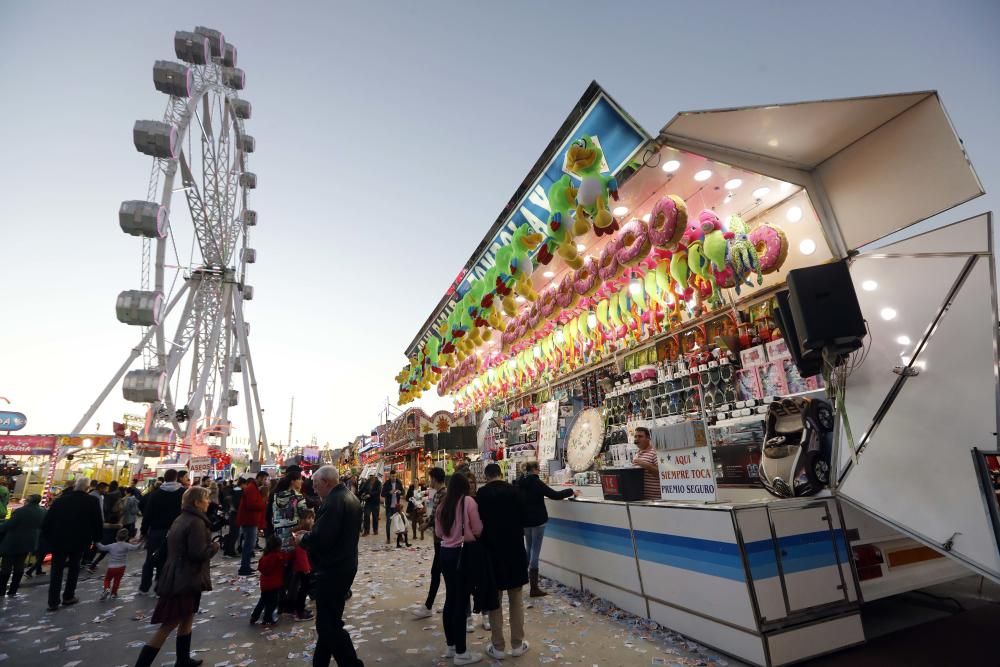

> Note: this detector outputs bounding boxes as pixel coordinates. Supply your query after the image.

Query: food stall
[393,85,992,666]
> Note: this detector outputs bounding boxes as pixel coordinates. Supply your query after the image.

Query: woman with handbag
[133,486,219,667]
[435,473,483,666]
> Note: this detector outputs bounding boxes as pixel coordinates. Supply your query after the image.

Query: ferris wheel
[75,27,269,461]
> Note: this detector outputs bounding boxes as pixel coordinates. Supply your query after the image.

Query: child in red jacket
[250,537,286,625]
[290,509,315,620]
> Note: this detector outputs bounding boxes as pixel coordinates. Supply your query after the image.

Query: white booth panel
[840,258,1000,580]
[766,614,864,666]
[816,95,982,250]
[770,503,850,612]
[581,576,648,620]
[630,505,757,630]
[864,213,991,256]
[542,500,642,593]
[840,254,970,471]
[737,507,788,623]
[649,600,767,667]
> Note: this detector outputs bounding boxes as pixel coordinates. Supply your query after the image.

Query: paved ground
[0,535,737,667]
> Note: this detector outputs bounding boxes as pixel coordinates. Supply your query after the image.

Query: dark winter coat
[517,474,574,528]
[0,502,46,555]
[362,479,382,506]
[141,482,184,534]
[40,490,102,553]
[301,484,362,592]
[156,507,218,596]
[382,478,404,510]
[476,480,529,590]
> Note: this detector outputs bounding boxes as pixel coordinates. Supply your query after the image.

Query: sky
[1,0,998,450]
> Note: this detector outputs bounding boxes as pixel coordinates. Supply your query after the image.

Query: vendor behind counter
[631,427,660,501]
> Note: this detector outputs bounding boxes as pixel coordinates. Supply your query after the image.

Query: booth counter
[540,494,922,666]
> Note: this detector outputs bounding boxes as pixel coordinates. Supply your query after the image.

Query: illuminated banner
[0,435,57,456]
[407,83,649,355]
[0,411,27,431]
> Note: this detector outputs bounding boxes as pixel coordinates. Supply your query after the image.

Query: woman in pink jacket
[435,473,483,666]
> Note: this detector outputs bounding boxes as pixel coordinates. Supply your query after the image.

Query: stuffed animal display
[398,151,791,408]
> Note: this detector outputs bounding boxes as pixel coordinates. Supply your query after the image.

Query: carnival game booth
[394,85,991,666]
[383,408,460,485]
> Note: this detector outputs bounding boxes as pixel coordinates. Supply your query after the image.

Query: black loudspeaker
[437,431,452,451]
[786,260,866,357]
[774,290,824,377]
[424,433,436,451]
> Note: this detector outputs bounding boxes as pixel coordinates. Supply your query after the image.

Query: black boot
[529,569,547,597]
[175,633,203,667]
[135,644,160,667]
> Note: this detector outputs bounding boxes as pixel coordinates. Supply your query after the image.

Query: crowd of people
[0,458,578,667]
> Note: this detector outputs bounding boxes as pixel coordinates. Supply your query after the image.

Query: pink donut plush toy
[748,223,789,274]
[556,271,579,309]
[649,195,688,249]
[616,218,652,267]
[598,235,622,282]
[574,256,601,297]
[538,284,557,318]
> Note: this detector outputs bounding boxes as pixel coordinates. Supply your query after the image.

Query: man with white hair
[40,477,103,611]
[300,466,363,667]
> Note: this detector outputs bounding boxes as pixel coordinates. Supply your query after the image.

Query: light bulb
[515,295,525,303]
[752,187,770,200]
[510,359,517,370]
[896,335,911,345]
[694,169,712,182]
[662,159,680,173]
[613,206,629,216]
[533,346,541,359]
[576,243,586,252]
[588,312,598,328]
[629,277,642,295]
[555,330,565,344]
[799,239,816,255]
[641,213,651,223]
[880,307,897,321]
[542,270,555,278]
[862,280,878,292]
[724,178,742,190]
[786,206,803,223]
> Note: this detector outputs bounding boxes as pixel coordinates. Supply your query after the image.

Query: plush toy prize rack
[396,136,789,412]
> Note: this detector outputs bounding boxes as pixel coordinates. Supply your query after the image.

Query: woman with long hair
[435,473,483,665]
[133,485,219,667]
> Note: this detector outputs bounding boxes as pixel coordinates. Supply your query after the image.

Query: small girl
[290,509,315,620]
[251,537,287,625]
[390,507,410,548]
[97,528,142,600]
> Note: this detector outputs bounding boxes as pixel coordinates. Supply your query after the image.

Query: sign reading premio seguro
[656,447,717,502]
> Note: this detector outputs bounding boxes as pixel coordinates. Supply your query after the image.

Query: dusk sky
[1,1,997,449]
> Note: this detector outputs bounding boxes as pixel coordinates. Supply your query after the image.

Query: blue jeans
[524,525,545,570]
[239,525,257,572]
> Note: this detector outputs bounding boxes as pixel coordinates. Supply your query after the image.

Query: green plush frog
[565,136,619,237]
[540,175,583,269]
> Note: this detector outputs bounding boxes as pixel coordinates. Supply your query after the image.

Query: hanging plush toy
[649,195,688,249]
[687,210,722,306]
[725,215,763,294]
[540,175,584,269]
[702,211,733,272]
[565,136,619,237]
[510,224,544,301]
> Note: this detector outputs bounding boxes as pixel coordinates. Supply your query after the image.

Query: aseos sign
[0,411,27,432]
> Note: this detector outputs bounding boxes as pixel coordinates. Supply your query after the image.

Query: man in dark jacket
[517,461,578,597]
[411,466,446,619]
[359,474,381,536]
[220,480,241,556]
[0,493,45,597]
[381,470,403,545]
[477,464,531,658]
[40,478,102,610]
[301,466,363,667]
[137,468,185,594]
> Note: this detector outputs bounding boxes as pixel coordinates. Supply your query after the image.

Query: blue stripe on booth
[545,517,849,583]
